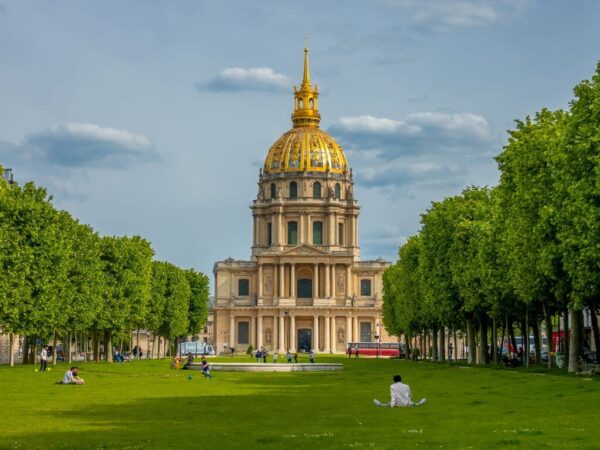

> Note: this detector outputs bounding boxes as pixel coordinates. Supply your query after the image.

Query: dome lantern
[291,48,321,128]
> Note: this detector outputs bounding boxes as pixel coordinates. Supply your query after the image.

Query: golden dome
[263,48,349,175]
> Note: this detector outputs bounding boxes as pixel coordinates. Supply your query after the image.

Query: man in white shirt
[40,346,48,372]
[62,367,85,385]
[374,375,425,407]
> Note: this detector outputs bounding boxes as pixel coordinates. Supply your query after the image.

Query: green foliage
[185,269,210,336]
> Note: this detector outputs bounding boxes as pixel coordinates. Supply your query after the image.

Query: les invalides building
[213,49,391,354]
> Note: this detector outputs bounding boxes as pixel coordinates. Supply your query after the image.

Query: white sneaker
[373,399,383,406]
[417,398,426,405]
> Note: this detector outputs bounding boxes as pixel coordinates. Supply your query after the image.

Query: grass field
[1,355,599,450]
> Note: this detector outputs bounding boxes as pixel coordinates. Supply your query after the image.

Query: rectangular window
[338,223,344,245]
[237,321,249,345]
[267,223,272,246]
[360,279,372,297]
[313,221,323,245]
[238,279,249,296]
[360,322,372,343]
[288,221,298,245]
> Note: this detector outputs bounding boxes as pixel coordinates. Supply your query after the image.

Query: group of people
[177,352,212,378]
[249,348,317,364]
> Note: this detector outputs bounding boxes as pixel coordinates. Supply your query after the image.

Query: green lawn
[1,356,599,449]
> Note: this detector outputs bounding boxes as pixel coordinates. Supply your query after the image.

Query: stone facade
[212,48,392,354]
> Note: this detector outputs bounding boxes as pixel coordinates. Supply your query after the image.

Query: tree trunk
[508,319,517,356]
[521,315,528,368]
[568,307,584,373]
[83,334,88,363]
[93,332,99,362]
[453,329,458,361]
[432,329,438,361]
[438,327,446,362]
[52,333,58,365]
[105,330,113,362]
[119,338,124,354]
[532,320,541,365]
[492,318,498,365]
[22,336,29,365]
[563,308,569,367]
[467,318,476,364]
[543,302,553,369]
[479,315,489,365]
[136,329,141,360]
[9,333,15,367]
[499,320,506,363]
[590,305,600,364]
[157,336,162,359]
[67,333,72,364]
[404,334,411,360]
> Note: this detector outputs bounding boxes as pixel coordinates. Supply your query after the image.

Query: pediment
[281,244,329,256]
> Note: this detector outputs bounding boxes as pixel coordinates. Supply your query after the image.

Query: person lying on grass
[58,367,85,385]
[373,374,425,407]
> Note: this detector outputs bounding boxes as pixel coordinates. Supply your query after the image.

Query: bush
[246,345,254,355]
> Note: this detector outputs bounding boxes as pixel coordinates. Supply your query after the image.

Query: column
[290,315,296,351]
[257,315,263,348]
[324,314,331,353]
[346,265,352,299]
[274,263,278,298]
[273,315,278,351]
[325,264,330,298]
[279,315,285,352]
[279,263,285,297]
[229,314,235,348]
[354,214,358,247]
[313,315,319,351]
[278,211,283,245]
[299,214,305,244]
[307,214,312,243]
[253,216,258,246]
[346,316,352,343]
[290,264,296,298]
[331,264,336,299]
[331,316,336,352]
[252,316,257,347]
[314,263,319,299]
[257,264,263,298]
[329,212,336,245]
[353,316,359,343]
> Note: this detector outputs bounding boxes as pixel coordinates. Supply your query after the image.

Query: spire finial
[302,45,311,87]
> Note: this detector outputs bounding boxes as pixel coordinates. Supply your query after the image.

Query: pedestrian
[448,342,454,361]
[255,349,261,363]
[201,357,212,379]
[309,349,315,363]
[40,346,48,372]
[373,374,426,407]
[262,350,268,363]
[286,350,292,363]
[293,352,298,363]
[347,346,352,359]
[354,346,359,358]
[273,352,278,364]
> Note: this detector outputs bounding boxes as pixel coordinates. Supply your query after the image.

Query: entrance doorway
[297,328,312,352]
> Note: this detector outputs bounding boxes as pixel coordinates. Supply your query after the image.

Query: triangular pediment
[281,244,329,256]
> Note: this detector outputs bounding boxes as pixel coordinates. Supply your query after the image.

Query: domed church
[213,48,391,354]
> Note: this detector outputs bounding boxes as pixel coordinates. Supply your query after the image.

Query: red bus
[347,342,402,358]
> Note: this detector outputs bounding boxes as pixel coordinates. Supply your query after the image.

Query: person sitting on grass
[373,375,425,407]
[182,352,194,370]
[200,357,212,379]
[60,367,85,385]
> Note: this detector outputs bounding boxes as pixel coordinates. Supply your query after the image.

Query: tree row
[383,63,600,373]
[0,179,210,366]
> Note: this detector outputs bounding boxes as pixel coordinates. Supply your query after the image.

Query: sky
[1,0,600,291]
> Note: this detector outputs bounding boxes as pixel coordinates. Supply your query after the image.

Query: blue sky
[1,0,599,288]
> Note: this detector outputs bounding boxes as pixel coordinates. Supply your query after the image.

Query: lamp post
[284,311,290,351]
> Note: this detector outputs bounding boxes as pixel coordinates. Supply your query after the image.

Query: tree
[185,269,210,337]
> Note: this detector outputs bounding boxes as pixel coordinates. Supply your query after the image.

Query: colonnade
[257,262,353,299]
[230,311,380,353]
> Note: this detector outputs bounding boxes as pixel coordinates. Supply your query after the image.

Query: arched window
[288,221,298,245]
[313,221,323,245]
[309,98,314,109]
[289,181,298,199]
[334,183,341,199]
[313,182,321,199]
[299,99,304,108]
[270,183,276,199]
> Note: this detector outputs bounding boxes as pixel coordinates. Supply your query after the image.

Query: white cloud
[329,111,496,158]
[386,0,530,31]
[195,67,291,93]
[23,122,158,167]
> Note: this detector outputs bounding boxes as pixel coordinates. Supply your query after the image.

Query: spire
[302,47,311,87]
[292,47,320,128]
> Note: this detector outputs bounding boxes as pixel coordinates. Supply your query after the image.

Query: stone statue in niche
[337,274,345,293]
[337,329,345,344]
[328,186,334,198]
[264,274,273,295]
[265,328,272,344]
